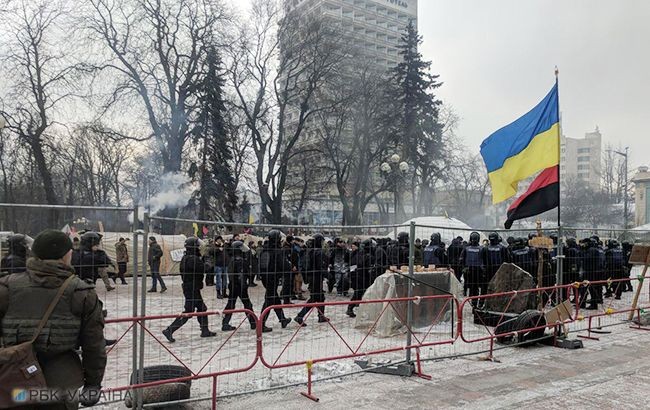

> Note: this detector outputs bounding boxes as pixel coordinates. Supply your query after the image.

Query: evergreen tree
[190,47,238,221]
[392,20,444,214]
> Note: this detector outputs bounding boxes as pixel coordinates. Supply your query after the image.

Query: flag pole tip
[554,66,559,77]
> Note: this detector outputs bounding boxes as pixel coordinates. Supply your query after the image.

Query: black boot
[262,322,273,333]
[294,316,306,327]
[201,328,216,337]
[346,306,356,318]
[222,324,236,331]
[162,328,175,343]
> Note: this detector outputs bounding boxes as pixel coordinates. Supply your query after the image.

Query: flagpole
[555,66,564,294]
[555,66,561,228]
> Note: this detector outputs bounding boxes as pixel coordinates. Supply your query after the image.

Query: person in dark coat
[447,236,465,283]
[347,239,374,318]
[460,232,484,306]
[330,238,350,296]
[295,234,330,326]
[581,238,604,310]
[604,240,625,300]
[258,230,292,332]
[162,237,216,342]
[389,232,410,268]
[481,232,510,295]
[222,241,256,331]
[1,233,28,277]
[0,230,106,409]
[72,232,115,291]
[423,233,448,267]
[147,236,166,293]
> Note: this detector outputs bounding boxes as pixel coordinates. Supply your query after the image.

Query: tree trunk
[30,139,58,205]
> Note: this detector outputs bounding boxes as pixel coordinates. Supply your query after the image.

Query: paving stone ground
[217,324,650,409]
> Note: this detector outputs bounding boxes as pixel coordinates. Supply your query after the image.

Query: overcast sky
[417,0,650,169]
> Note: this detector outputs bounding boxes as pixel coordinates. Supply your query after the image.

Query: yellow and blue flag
[480,83,560,204]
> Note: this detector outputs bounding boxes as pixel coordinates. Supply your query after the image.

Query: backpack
[0,275,75,408]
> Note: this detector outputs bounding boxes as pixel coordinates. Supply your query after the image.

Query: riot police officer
[605,240,625,300]
[460,232,484,306]
[258,230,292,332]
[447,236,465,283]
[1,234,28,276]
[563,237,581,285]
[162,237,216,342]
[347,239,374,318]
[389,232,410,268]
[295,233,330,325]
[581,238,603,310]
[482,232,510,295]
[510,237,538,282]
[423,232,448,267]
[222,241,256,331]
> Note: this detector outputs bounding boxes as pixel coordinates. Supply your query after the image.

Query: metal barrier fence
[2,204,650,408]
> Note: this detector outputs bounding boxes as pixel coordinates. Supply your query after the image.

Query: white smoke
[128,172,194,224]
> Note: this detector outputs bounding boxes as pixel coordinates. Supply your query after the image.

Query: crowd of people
[0,227,639,408]
[0,229,636,345]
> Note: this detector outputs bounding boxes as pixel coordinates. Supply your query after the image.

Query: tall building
[279,0,418,224]
[560,127,602,190]
[286,0,418,70]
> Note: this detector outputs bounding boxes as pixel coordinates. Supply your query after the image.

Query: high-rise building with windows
[277,0,418,224]
[286,0,418,70]
[560,127,602,190]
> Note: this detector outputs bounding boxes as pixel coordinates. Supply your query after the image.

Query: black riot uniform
[604,240,625,299]
[258,230,292,332]
[423,233,448,267]
[222,241,256,331]
[460,232,484,305]
[389,232,410,268]
[563,238,581,285]
[447,237,465,282]
[72,233,111,281]
[622,242,634,292]
[347,239,374,318]
[295,234,330,325]
[162,237,216,342]
[581,238,603,309]
[481,232,510,295]
[1,234,28,276]
[510,238,538,283]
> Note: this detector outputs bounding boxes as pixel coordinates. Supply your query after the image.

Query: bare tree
[316,64,396,226]
[228,0,346,223]
[84,0,228,174]
[0,1,81,204]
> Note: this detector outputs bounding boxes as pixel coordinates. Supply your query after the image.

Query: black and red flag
[504,165,559,229]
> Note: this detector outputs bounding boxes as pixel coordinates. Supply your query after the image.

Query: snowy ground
[94,269,650,409]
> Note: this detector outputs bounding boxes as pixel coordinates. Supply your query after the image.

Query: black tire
[130,365,192,387]
[513,310,546,345]
[125,383,191,408]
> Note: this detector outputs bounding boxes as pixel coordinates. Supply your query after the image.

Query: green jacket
[0,258,106,388]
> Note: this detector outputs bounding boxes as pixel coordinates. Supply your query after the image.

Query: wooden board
[629,245,650,265]
[529,236,554,250]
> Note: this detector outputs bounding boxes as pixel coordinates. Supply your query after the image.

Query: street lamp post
[381,154,409,224]
[612,147,630,229]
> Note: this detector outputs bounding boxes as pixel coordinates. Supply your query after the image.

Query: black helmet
[488,232,499,245]
[469,232,480,245]
[361,238,373,250]
[6,234,28,255]
[80,232,101,250]
[566,237,577,248]
[397,232,409,245]
[506,236,515,246]
[430,232,441,246]
[184,237,201,249]
[268,230,282,247]
[607,239,619,249]
[313,233,325,248]
[513,237,526,248]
